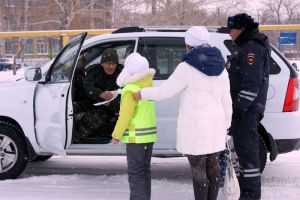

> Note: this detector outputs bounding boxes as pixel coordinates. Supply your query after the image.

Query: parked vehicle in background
[0,26,300,180]
[0,62,11,71]
[0,57,21,71]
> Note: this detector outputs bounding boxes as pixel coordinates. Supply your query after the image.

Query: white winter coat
[141,62,232,155]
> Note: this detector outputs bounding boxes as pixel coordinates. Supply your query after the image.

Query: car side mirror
[25,67,42,81]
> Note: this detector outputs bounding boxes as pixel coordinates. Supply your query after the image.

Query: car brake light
[283,77,299,112]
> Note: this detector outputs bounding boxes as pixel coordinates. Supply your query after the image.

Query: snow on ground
[0,67,25,81]
[1,61,300,199]
[0,151,300,200]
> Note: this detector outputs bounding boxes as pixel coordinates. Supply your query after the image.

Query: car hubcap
[0,134,18,173]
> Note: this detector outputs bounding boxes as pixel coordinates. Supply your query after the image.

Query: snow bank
[0,152,300,200]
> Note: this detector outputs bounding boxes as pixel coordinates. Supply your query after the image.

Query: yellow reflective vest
[120,83,157,144]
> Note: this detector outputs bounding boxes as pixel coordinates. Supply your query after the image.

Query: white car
[1,27,300,180]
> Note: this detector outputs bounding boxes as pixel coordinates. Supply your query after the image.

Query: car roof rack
[143,26,189,32]
[112,26,229,34]
[112,26,145,34]
[205,26,230,33]
[112,26,188,34]
[216,27,230,33]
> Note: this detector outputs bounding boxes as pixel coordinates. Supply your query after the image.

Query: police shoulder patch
[247,53,255,65]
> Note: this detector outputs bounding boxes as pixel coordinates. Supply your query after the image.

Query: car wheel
[259,135,267,173]
[0,121,28,180]
[30,155,52,162]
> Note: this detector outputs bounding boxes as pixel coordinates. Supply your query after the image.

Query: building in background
[0,0,299,60]
[0,0,111,59]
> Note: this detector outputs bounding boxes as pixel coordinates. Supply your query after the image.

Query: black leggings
[187,152,220,200]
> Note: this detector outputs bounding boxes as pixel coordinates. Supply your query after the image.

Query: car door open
[34,33,87,155]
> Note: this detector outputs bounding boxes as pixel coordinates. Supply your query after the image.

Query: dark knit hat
[100,48,119,64]
[227,13,259,30]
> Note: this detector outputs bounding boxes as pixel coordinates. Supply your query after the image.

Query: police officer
[226,13,271,200]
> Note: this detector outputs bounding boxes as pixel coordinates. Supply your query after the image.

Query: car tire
[30,155,52,162]
[259,135,267,173]
[0,121,28,180]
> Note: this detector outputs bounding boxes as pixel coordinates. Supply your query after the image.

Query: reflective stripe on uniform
[120,83,157,144]
[240,167,260,178]
[238,94,255,101]
[240,90,258,97]
[124,127,156,133]
[123,130,157,136]
[238,90,258,101]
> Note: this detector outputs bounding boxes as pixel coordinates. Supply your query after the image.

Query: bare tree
[261,0,300,24]
[151,0,157,14]
[2,0,29,75]
[262,0,285,24]
[283,0,300,23]
[28,0,113,30]
[111,0,146,27]
[13,0,32,74]
[52,0,92,30]
[260,9,275,24]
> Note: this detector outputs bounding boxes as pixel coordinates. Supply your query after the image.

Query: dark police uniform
[226,13,271,200]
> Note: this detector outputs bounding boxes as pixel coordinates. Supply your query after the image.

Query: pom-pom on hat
[185,26,210,47]
[124,52,149,75]
[116,52,150,87]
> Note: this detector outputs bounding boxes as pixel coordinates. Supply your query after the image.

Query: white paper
[93,89,121,106]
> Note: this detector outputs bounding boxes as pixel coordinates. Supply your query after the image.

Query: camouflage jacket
[83,64,123,113]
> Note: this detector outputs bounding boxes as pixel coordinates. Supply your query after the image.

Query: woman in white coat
[134,26,232,200]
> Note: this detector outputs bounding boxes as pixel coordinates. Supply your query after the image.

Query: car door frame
[34,32,87,155]
[66,37,139,153]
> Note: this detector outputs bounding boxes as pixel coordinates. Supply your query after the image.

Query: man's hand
[133,92,142,101]
[99,91,113,100]
[112,139,119,144]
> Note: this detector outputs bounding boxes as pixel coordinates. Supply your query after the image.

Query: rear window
[137,37,186,80]
[224,40,281,75]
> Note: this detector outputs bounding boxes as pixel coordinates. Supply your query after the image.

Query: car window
[85,40,136,68]
[224,40,281,75]
[49,33,87,83]
[137,37,186,80]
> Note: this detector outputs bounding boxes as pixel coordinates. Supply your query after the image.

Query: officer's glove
[232,109,245,121]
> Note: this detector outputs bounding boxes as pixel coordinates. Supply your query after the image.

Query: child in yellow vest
[112,52,156,200]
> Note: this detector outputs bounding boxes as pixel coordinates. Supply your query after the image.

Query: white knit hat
[116,52,149,87]
[185,26,210,47]
[124,52,149,75]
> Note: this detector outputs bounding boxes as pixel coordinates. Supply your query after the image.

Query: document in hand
[93,89,121,106]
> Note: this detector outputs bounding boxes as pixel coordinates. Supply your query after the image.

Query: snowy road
[1,63,300,199]
[1,151,300,200]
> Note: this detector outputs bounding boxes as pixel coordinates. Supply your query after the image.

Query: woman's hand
[133,92,142,101]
